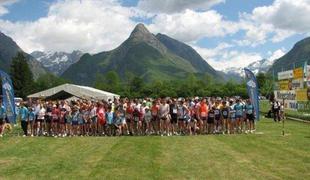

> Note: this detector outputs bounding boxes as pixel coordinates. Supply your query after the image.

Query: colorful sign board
[293,68,303,79]
[278,70,293,80]
[296,89,308,101]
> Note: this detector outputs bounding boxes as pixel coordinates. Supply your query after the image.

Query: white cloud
[0,0,138,53]
[238,0,310,46]
[269,48,286,61]
[137,0,224,13]
[193,43,261,70]
[148,9,239,43]
[0,0,18,16]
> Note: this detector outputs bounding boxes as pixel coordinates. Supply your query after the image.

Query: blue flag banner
[244,68,260,120]
[0,71,16,124]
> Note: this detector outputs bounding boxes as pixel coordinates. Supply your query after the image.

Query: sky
[0,0,309,71]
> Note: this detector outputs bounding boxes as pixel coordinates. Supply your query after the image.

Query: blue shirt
[245,104,254,115]
[106,112,114,125]
[28,111,35,121]
[234,103,243,116]
[19,107,29,121]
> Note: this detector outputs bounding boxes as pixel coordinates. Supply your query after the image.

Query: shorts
[66,121,72,125]
[36,119,43,123]
[201,117,207,121]
[236,115,242,119]
[207,117,214,124]
[178,118,185,122]
[246,114,255,121]
[230,117,236,121]
[160,116,167,121]
[72,121,78,126]
[45,117,52,123]
[52,119,59,123]
[222,116,228,120]
[151,116,158,122]
[170,115,178,124]
[91,117,97,123]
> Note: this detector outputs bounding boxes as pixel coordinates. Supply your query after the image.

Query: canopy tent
[27,84,120,101]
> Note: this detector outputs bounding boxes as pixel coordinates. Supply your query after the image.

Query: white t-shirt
[159,103,169,117]
[37,108,46,120]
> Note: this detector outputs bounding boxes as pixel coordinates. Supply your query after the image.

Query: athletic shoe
[31,134,34,137]
[23,135,26,137]
[0,134,2,137]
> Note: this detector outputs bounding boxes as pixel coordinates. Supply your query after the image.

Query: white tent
[27,83,120,101]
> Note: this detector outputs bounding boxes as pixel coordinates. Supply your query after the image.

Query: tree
[34,73,69,92]
[10,52,34,98]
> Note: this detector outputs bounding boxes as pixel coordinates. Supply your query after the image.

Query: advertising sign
[293,68,303,79]
[291,79,304,90]
[296,89,308,101]
[278,70,293,80]
[278,80,289,90]
[274,90,296,101]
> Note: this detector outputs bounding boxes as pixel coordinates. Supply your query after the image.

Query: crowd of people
[0,97,257,137]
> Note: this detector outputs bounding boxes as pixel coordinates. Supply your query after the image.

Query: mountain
[0,31,47,79]
[223,58,276,81]
[31,50,83,75]
[62,24,222,85]
[269,37,310,73]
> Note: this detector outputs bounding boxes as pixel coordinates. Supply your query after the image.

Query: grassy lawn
[0,118,309,179]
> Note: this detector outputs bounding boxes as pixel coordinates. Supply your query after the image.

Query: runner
[221,101,230,134]
[159,99,170,136]
[245,99,255,133]
[234,99,243,134]
[198,98,208,134]
[151,100,159,135]
[169,99,178,136]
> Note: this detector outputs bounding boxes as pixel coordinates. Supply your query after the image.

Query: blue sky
[0,0,309,70]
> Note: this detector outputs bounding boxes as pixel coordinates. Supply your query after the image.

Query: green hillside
[0,31,47,79]
[62,24,222,85]
[269,37,310,73]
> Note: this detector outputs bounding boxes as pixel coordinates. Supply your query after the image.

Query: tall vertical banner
[244,68,260,120]
[0,71,16,124]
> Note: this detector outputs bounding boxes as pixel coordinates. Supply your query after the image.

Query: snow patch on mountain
[31,50,83,75]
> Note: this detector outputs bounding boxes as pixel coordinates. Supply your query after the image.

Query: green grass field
[0,118,309,179]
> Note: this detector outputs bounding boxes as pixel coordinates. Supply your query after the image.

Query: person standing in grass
[272,99,281,122]
[90,103,97,136]
[71,106,79,136]
[221,101,230,134]
[159,99,170,136]
[234,99,243,133]
[51,104,60,137]
[214,101,221,133]
[97,102,106,136]
[19,102,29,137]
[36,104,46,136]
[198,98,208,134]
[245,99,255,133]
[28,107,35,136]
[229,100,236,134]
[151,100,159,135]
[106,106,115,136]
[65,110,72,136]
[169,99,178,136]
[207,106,215,134]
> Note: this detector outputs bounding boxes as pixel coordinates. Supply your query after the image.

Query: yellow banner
[296,89,308,101]
[278,80,289,90]
[293,68,303,79]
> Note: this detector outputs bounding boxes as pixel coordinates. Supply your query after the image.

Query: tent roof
[27,83,120,101]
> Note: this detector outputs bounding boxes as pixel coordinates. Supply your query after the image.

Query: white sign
[291,79,304,90]
[278,70,293,80]
[274,90,296,101]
